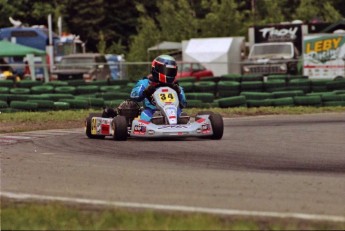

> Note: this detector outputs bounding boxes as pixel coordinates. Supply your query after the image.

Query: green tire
[17,80,42,88]
[31,85,55,94]
[0,87,9,94]
[0,100,9,108]
[0,80,14,87]
[240,92,273,100]
[59,99,89,109]
[240,81,263,92]
[194,81,216,92]
[272,90,304,98]
[99,85,121,92]
[10,88,31,94]
[247,99,272,107]
[293,96,322,106]
[217,81,240,91]
[27,100,55,109]
[271,97,295,106]
[54,86,76,94]
[10,100,38,110]
[76,85,100,94]
[218,96,246,108]
[185,93,214,103]
[54,101,70,110]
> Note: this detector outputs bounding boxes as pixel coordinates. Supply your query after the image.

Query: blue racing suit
[130,77,187,121]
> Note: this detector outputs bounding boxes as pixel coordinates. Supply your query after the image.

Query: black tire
[112,116,128,141]
[85,115,105,139]
[209,113,224,140]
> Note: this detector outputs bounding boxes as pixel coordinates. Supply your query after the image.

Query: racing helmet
[151,55,178,84]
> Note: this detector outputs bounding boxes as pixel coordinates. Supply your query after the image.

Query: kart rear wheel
[112,116,128,141]
[85,116,105,139]
[209,113,224,140]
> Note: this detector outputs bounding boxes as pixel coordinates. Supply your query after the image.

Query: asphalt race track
[1,113,345,222]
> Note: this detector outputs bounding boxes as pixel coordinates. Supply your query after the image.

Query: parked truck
[242,21,331,76]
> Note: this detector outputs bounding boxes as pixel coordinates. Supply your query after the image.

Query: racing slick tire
[112,116,128,141]
[85,114,105,139]
[209,113,224,140]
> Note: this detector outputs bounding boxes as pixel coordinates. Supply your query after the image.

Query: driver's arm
[130,79,148,102]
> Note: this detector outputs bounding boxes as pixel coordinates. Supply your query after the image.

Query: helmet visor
[155,63,177,77]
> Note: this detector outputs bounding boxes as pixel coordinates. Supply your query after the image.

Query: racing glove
[143,85,156,98]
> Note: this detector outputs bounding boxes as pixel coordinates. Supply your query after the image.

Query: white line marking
[1,191,344,223]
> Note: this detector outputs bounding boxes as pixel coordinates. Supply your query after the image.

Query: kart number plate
[159,93,175,103]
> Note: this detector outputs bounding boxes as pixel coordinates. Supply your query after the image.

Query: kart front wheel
[209,113,224,140]
[85,116,105,139]
[112,116,128,141]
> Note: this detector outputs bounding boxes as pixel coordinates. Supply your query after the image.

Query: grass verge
[2,199,344,230]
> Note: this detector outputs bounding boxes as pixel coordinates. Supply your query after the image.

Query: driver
[130,54,187,122]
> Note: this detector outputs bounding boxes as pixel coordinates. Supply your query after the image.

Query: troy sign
[259,27,299,40]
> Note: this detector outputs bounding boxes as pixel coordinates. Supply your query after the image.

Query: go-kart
[85,86,224,141]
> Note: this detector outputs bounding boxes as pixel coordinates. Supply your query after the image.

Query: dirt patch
[0,120,84,134]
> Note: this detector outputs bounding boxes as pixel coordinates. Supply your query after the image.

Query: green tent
[0,40,48,81]
[0,40,45,57]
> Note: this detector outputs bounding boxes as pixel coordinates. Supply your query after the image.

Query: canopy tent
[147,41,182,61]
[147,41,182,51]
[0,40,48,81]
[182,37,245,76]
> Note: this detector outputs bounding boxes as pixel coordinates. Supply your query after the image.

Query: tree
[63,0,105,52]
[199,0,245,37]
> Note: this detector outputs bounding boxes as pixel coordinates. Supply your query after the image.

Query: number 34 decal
[159,93,175,103]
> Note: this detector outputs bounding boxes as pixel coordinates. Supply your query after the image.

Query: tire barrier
[246,99,272,107]
[0,94,9,102]
[199,76,220,82]
[17,80,42,88]
[310,80,330,92]
[87,80,109,86]
[0,100,8,108]
[75,96,105,108]
[186,99,203,108]
[0,87,9,94]
[44,81,68,87]
[41,93,74,101]
[287,79,311,93]
[264,79,287,92]
[185,92,215,103]
[99,85,122,92]
[176,77,196,83]
[97,92,130,100]
[10,100,38,110]
[54,86,76,94]
[76,85,99,94]
[266,74,288,81]
[218,96,247,108]
[108,79,130,86]
[194,81,216,93]
[220,74,241,82]
[67,79,87,86]
[271,97,295,107]
[28,94,52,100]
[31,85,55,94]
[240,81,263,92]
[27,100,55,110]
[272,90,304,98]
[7,94,31,102]
[178,82,194,92]
[240,92,273,100]
[53,101,70,110]
[241,74,263,82]
[58,99,89,109]
[321,93,345,102]
[326,79,345,91]
[293,95,322,106]
[10,88,31,94]
[0,80,14,87]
